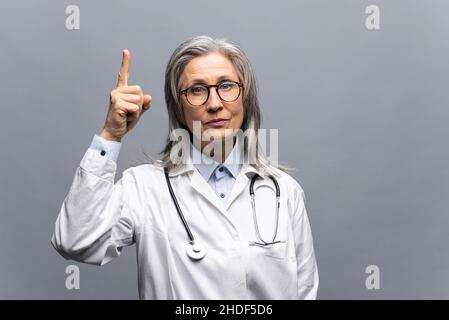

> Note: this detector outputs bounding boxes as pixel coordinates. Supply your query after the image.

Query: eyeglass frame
[179,80,244,107]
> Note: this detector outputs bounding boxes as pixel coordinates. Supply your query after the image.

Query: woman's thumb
[142,95,152,111]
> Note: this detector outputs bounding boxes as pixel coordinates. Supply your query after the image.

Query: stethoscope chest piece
[186,241,207,260]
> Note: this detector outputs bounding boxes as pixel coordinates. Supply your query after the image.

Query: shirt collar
[191,134,243,181]
[167,159,260,179]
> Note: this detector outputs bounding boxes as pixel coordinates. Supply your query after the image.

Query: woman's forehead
[181,52,239,86]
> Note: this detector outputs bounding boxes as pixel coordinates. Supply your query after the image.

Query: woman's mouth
[205,119,229,127]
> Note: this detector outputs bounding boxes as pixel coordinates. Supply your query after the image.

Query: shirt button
[220,193,225,198]
[100,150,106,156]
[218,166,224,172]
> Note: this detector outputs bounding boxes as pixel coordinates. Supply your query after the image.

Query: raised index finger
[117,49,130,87]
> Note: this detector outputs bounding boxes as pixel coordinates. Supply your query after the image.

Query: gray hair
[149,35,290,177]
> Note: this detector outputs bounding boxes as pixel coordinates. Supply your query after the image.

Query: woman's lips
[205,119,229,127]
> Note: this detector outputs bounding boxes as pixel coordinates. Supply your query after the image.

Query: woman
[51,36,319,299]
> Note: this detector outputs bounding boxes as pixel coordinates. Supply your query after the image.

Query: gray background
[0,0,448,299]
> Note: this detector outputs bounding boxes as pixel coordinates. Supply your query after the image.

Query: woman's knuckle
[134,85,142,93]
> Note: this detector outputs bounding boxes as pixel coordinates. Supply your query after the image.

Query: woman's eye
[219,82,233,90]
[190,86,207,95]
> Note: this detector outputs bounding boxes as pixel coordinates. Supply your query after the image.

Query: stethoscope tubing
[164,168,195,242]
[250,174,281,246]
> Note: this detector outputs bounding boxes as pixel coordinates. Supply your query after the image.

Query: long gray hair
[151,35,289,177]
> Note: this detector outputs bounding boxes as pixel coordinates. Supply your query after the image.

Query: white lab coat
[51,147,319,299]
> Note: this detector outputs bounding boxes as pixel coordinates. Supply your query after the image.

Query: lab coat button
[100,150,106,156]
[218,166,224,172]
[220,193,225,198]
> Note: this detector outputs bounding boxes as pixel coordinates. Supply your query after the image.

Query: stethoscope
[164,168,282,261]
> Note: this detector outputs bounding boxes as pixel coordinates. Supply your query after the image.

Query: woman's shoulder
[268,165,306,197]
[121,161,166,183]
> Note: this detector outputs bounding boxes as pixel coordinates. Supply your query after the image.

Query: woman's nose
[205,88,224,112]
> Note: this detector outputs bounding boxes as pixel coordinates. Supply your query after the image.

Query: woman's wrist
[99,129,122,142]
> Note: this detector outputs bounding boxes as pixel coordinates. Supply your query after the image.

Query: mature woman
[51,36,319,299]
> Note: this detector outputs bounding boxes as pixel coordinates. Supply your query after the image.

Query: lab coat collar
[166,162,195,177]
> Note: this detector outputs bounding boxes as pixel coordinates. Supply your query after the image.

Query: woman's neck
[194,135,236,164]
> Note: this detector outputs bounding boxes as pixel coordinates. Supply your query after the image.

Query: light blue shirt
[89,134,243,206]
[190,136,243,206]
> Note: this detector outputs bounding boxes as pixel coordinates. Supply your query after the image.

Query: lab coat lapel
[168,157,229,216]
[189,169,228,216]
[226,165,260,210]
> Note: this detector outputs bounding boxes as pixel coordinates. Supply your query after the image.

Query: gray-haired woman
[51,36,319,299]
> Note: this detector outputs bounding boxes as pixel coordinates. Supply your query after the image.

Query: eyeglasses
[180,80,243,107]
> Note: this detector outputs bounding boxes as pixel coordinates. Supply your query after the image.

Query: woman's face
[179,52,244,143]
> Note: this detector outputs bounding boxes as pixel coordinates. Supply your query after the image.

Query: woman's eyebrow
[188,75,237,86]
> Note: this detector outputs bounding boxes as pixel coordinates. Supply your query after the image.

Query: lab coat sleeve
[292,182,319,299]
[51,139,136,266]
